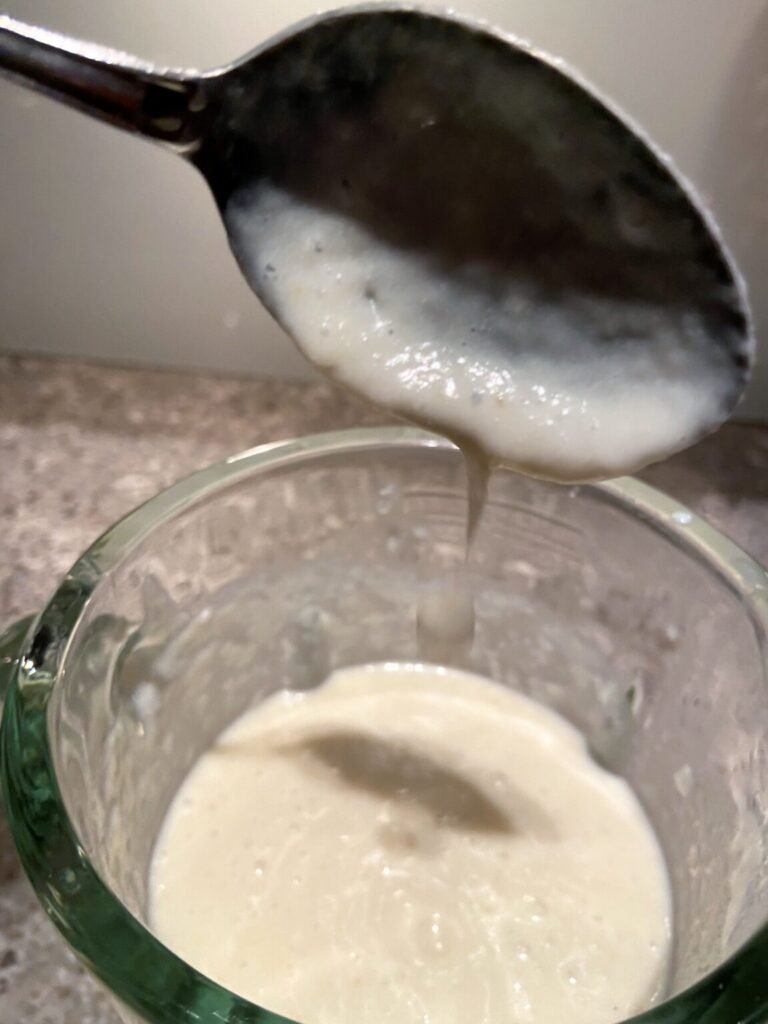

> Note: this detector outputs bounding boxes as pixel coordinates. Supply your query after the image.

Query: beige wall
[1,1,767,417]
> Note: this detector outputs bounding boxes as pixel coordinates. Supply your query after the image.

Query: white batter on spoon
[151,663,670,1024]
[227,182,741,482]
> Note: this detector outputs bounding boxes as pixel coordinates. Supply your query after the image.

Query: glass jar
[1,427,767,1024]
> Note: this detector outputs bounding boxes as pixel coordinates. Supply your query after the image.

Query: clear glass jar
[1,427,767,1024]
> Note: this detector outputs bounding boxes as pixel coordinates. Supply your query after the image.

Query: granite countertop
[1,354,767,1022]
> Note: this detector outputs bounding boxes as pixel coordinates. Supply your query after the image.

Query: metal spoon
[0,5,753,437]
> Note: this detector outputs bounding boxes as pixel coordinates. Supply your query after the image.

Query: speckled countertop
[1,354,767,1022]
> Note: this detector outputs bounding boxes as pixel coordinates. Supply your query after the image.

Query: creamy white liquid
[151,663,671,1024]
[227,183,740,482]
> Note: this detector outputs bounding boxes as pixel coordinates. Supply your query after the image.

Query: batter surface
[151,663,671,1024]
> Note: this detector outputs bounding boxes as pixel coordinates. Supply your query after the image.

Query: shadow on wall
[708,2,768,419]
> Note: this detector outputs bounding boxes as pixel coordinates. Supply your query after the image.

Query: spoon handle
[0,15,205,152]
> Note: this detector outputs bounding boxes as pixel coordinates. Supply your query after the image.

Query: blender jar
[1,428,767,1024]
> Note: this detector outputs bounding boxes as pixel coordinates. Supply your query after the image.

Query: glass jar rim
[2,426,767,1024]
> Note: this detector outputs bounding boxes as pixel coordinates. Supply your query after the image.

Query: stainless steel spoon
[0,5,753,423]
